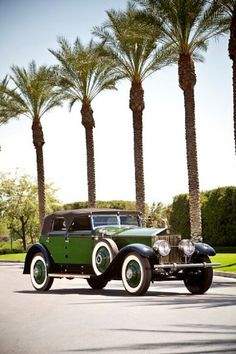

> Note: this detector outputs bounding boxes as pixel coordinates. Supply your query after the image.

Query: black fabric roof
[41,208,140,235]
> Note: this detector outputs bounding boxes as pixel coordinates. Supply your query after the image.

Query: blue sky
[0,0,235,205]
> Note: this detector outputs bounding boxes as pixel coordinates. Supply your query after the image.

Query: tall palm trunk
[129,81,145,215]
[81,100,96,208]
[32,118,45,230]
[228,12,236,155]
[178,54,202,241]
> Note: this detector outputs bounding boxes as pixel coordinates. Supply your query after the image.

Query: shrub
[169,187,236,246]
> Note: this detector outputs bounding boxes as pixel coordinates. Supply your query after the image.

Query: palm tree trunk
[32,118,45,230]
[178,54,202,241]
[81,100,96,208]
[129,81,145,215]
[229,13,236,155]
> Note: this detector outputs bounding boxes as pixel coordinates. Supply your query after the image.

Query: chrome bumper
[154,262,221,271]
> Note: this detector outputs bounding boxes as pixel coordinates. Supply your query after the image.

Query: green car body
[24,208,220,296]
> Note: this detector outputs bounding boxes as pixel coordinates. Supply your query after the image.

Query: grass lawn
[0,253,26,262]
[210,253,236,273]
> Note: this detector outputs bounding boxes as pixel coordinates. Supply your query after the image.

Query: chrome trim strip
[154,262,221,270]
[48,273,92,279]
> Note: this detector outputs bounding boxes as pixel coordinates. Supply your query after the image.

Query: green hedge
[169,187,236,246]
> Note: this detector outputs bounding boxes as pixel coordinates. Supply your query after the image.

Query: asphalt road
[0,262,236,354]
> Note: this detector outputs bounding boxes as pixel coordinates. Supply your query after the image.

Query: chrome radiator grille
[155,235,182,264]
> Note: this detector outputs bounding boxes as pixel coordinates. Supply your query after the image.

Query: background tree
[145,202,169,227]
[0,62,64,228]
[0,172,61,251]
[49,37,120,208]
[93,2,172,215]
[0,77,24,125]
[214,0,236,154]
[136,0,223,240]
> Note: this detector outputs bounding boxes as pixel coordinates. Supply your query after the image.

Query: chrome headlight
[153,240,171,256]
[178,239,195,256]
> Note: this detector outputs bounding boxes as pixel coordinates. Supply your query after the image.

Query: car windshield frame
[91,213,141,229]
[91,214,120,229]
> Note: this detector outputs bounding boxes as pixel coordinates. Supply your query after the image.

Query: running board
[48,273,92,279]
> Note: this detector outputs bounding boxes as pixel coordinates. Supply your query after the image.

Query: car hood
[95,226,167,237]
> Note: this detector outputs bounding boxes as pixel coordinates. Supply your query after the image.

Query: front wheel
[121,253,151,296]
[184,255,213,294]
[87,277,108,290]
[30,253,53,291]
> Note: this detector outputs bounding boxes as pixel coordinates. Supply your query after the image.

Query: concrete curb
[214,271,236,279]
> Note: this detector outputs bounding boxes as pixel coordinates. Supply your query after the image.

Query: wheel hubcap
[96,247,110,273]
[33,260,46,285]
[125,260,141,288]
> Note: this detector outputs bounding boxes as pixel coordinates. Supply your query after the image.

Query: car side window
[52,217,66,232]
[69,216,91,232]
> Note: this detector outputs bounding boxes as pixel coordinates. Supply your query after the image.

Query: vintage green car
[23,208,219,295]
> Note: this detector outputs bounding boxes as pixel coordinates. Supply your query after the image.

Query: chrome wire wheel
[30,253,53,291]
[121,253,151,296]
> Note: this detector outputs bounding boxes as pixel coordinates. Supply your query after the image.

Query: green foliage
[169,187,236,246]
[93,2,173,83]
[0,239,23,255]
[64,200,137,210]
[145,202,169,228]
[202,187,236,246]
[0,172,62,252]
[49,37,120,105]
[169,194,190,238]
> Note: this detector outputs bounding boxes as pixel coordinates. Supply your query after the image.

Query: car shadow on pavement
[59,338,236,354]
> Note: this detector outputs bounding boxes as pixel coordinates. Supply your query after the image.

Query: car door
[67,214,94,264]
[46,216,67,263]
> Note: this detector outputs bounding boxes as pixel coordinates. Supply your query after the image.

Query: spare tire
[92,238,118,275]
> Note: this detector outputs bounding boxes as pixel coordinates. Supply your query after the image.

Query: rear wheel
[30,253,53,291]
[184,255,213,294]
[121,253,151,296]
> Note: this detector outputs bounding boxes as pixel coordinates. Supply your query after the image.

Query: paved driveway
[0,262,236,354]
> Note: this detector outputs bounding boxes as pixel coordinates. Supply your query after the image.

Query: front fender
[194,242,216,257]
[23,243,53,274]
[94,243,157,281]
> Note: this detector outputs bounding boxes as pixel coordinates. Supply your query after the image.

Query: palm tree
[93,2,172,215]
[214,0,236,154]
[49,37,120,208]
[135,0,222,240]
[0,77,25,126]
[0,61,64,228]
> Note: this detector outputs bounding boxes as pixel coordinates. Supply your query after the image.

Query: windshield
[120,214,140,227]
[92,215,119,228]
[92,213,141,228]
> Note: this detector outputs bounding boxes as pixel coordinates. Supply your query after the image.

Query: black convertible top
[41,208,140,235]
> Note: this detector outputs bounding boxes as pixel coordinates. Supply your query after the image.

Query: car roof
[41,208,140,235]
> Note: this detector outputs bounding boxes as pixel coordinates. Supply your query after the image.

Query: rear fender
[23,243,53,274]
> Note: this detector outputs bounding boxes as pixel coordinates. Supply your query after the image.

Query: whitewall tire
[121,253,151,296]
[92,239,118,275]
[30,253,53,291]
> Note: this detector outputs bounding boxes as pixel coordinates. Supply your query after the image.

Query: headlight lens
[178,239,195,256]
[153,240,171,256]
